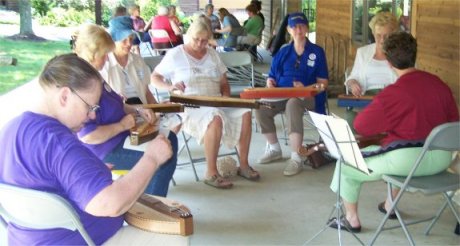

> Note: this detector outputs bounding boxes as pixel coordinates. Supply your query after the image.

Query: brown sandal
[204,174,233,189]
[237,166,260,181]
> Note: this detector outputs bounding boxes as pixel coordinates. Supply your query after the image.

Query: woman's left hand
[139,108,158,125]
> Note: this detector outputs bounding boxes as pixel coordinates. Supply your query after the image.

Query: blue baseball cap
[288,12,309,28]
[108,16,135,42]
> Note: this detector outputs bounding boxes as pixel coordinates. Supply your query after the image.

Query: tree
[19,0,35,36]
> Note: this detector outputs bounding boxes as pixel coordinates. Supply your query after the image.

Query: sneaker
[257,145,282,164]
[283,159,303,176]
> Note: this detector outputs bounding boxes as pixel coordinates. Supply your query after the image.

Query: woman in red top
[144,6,182,49]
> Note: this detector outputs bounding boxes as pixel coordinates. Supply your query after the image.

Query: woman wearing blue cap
[255,12,329,177]
[103,16,157,106]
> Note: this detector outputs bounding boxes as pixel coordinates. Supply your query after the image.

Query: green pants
[330,145,453,203]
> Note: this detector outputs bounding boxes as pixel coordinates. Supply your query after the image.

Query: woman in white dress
[151,20,260,189]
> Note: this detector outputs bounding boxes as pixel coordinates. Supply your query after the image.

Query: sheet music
[309,111,370,175]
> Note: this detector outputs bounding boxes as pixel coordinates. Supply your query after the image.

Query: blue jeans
[103,132,178,197]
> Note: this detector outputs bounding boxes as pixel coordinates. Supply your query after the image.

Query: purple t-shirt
[0,112,124,245]
[78,82,129,159]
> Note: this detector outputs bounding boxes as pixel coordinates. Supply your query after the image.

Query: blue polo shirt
[268,41,329,114]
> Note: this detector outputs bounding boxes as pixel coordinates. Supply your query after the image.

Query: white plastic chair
[149,29,174,56]
[0,183,95,246]
[370,121,460,245]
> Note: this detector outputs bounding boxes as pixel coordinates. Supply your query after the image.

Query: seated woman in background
[237,3,264,47]
[105,15,157,105]
[168,5,184,33]
[151,20,260,189]
[73,23,178,197]
[344,12,399,127]
[145,6,182,49]
[128,4,147,54]
[212,8,244,50]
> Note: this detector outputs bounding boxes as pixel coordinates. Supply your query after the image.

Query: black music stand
[303,112,371,246]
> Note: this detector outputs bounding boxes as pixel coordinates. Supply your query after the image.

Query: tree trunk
[19,0,34,35]
[95,0,102,25]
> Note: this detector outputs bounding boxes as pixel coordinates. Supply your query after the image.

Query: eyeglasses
[69,87,100,115]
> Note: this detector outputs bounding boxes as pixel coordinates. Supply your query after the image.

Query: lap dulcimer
[169,94,272,109]
[239,85,323,99]
[125,194,193,236]
[129,103,184,145]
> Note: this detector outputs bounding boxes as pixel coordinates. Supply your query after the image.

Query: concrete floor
[1,48,458,245]
[168,98,459,245]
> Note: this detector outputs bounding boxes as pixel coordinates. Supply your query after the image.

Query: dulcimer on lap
[239,85,324,99]
[169,94,272,109]
[129,103,184,145]
[125,194,193,236]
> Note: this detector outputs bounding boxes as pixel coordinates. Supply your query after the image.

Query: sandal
[378,201,397,220]
[328,216,361,233]
[204,174,233,189]
[237,166,260,181]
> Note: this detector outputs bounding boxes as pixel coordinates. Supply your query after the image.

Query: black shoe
[378,201,397,220]
[328,216,361,233]
[455,222,460,235]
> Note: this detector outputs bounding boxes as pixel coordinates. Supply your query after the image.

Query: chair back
[0,183,95,246]
[143,55,165,71]
[219,51,255,89]
[424,121,460,151]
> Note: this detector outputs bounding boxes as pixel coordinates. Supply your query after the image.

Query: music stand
[303,112,370,246]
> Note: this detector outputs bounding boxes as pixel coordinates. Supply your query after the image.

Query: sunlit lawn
[0,38,69,95]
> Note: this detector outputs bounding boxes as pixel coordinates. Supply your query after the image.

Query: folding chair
[219,51,260,132]
[0,183,95,246]
[149,29,174,56]
[135,32,154,57]
[370,121,460,245]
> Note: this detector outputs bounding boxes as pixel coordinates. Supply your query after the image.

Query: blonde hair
[369,12,399,33]
[128,4,140,15]
[74,24,115,65]
[186,19,212,39]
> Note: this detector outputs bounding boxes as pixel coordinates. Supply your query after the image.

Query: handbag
[299,142,336,169]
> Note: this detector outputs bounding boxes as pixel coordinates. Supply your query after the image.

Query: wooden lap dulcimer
[239,85,323,99]
[129,103,184,145]
[169,94,272,109]
[125,194,193,236]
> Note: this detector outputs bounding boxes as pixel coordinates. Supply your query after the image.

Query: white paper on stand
[309,111,370,175]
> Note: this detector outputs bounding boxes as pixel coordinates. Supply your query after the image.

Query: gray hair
[158,6,168,16]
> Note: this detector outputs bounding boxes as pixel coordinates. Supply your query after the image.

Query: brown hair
[39,54,102,91]
[383,32,417,69]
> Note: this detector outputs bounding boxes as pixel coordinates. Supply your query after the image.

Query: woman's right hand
[119,114,136,131]
[347,79,363,97]
[145,134,173,167]
[170,81,186,94]
[266,78,276,88]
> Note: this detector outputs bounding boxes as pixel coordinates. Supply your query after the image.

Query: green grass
[0,38,70,95]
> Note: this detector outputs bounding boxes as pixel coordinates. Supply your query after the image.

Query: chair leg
[181,131,200,181]
[424,191,460,235]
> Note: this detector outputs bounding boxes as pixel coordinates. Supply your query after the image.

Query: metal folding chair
[148,29,174,56]
[370,121,460,245]
[0,183,95,246]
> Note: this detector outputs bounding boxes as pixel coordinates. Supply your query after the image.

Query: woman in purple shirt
[0,54,174,244]
[73,23,177,196]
